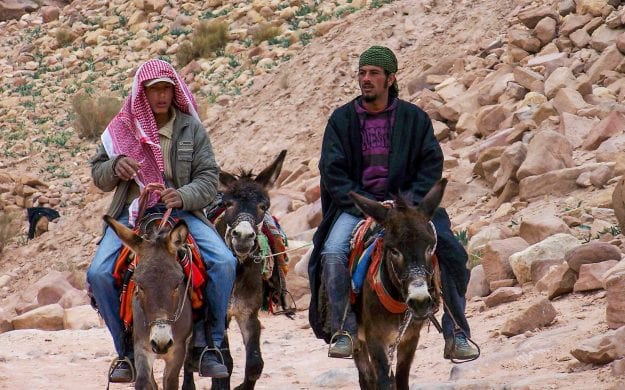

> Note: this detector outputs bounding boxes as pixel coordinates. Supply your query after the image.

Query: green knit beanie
[359,45,399,95]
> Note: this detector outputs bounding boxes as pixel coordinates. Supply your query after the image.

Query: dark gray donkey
[210,150,287,390]
[104,215,193,390]
[348,179,446,390]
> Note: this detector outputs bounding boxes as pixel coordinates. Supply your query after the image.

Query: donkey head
[348,178,447,319]
[219,150,286,259]
[104,215,189,354]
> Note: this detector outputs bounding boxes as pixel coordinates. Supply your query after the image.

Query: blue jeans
[86,210,236,357]
[321,212,361,259]
[432,208,471,339]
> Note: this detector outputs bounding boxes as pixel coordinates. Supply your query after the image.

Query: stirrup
[107,356,136,384]
[199,346,225,365]
[328,331,354,359]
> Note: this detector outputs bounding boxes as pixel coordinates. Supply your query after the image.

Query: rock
[466,265,490,299]
[582,111,625,151]
[571,331,619,364]
[614,176,625,229]
[0,308,13,334]
[516,130,574,181]
[574,260,619,291]
[484,286,523,307]
[605,262,625,329]
[481,237,529,283]
[509,234,580,284]
[545,262,578,300]
[565,242,622,272]
[519,214,571,245]
[11,304,64,331]
[501,298,556,337]
[63,305,101,330]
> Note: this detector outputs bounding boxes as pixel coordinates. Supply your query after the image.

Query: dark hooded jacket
[308,96,444,342]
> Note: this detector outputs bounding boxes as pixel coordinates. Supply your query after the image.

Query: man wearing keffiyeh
[308,46,479,361]
[87,59,236,382]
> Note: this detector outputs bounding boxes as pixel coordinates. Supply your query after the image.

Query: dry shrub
[176,41,195,68]
[55,28,75,47]
[194,20,229,57]
[72,93,122,140]
[176,20,229,67]
[252,23,281,44]
[0,211,20,253]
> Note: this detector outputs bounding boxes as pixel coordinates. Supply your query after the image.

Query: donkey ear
[168,220,189,251]
[103,215,142,252]
[417,178,447,219]
[219,171,237,189]
[349,192,390,224]
[255,149,286,188]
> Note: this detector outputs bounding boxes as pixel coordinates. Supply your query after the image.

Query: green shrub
[71,93,122,140]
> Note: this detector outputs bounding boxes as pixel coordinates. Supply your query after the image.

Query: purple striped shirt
[355,98,398,200]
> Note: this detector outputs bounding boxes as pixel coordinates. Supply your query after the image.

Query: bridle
[141,245,194,328]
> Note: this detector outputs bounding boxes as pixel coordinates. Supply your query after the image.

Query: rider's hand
[160,188,183,209]
[113,156,141,181]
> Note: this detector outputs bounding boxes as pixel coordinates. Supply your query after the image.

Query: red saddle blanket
[112,221,207,330]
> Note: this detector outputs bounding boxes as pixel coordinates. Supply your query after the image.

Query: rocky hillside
[2,0,625,388]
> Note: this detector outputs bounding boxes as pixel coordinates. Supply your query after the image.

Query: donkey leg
[134,352,157,390]
[234,312,263,390]
[395,333,419,390]
[353,339,376,390]
[163,345,187,390]
[367,342,394,390]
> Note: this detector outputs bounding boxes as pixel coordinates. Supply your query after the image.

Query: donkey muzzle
[406,278,433,320]
[150,322,174,354]
[230,222,256,256]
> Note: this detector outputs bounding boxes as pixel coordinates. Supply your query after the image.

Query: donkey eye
[389,248,401,257]
[259,204,268,212]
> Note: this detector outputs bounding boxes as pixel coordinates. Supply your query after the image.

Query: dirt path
[0,288,621,389]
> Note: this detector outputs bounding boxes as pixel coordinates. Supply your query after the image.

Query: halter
[143,245,194,328]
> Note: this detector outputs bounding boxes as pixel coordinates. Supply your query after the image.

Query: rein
[136,183,189,327]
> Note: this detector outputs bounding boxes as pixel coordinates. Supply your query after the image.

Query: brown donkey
[348,178,446,390]
[210,150,287,390]
[104,215,193,390]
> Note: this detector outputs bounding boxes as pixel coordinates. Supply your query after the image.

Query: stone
[545,263,578,300]
[565,242,622,272]
[501,298,556,337]
[582,111,625,151]
[509,234,580,284]
[516,130,574,181]
[466,265,490,299]
[574,260,619,291]
[481,237,529,283]
[11,304,64,331]
[519,214,571,245]
[484,286,523,307]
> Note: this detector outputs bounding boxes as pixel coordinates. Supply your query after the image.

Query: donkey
[104,215,193,390]
[210,150,287,390]
[348,178,447,390]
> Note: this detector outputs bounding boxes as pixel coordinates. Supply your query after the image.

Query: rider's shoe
[108,357,135,383]
[199,349,229,378]
[328,334,353,358]
[444,334,479,360]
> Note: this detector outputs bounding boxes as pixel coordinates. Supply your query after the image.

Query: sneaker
[109,359,135,383]
[444,334,479,360]
[328,335,353,358]
[199,349,229,378]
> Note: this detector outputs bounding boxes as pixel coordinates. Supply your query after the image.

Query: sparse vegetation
[71,93,122,140]
[176,20,229,67]
[55,28,75,47]
[252,23,282,45]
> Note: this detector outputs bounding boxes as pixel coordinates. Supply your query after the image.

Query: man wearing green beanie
[308,45,479,363]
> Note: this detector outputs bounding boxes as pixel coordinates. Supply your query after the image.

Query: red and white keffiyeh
[101,59,200,226]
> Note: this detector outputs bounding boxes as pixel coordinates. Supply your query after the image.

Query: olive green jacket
[90,109,219,227]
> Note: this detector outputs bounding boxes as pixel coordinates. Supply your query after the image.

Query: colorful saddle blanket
[112,214,207,330]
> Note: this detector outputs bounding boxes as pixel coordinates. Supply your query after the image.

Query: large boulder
[509,234,580,284]
[565,242,622,272]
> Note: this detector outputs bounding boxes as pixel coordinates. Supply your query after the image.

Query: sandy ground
[0,287,622,390]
